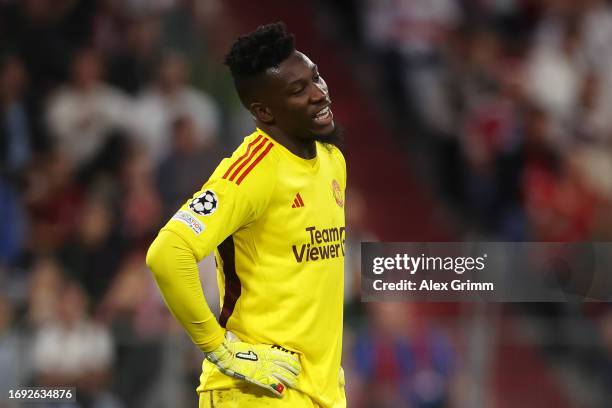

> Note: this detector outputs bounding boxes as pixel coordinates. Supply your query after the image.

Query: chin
[311,122,343,148]
[313,121,336,137]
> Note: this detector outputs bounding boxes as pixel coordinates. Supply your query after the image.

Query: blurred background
[1,0,612,407]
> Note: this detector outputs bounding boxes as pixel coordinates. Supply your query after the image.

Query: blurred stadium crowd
[0,0,611,407]
[357,0,612,242]
[335,0,612,406]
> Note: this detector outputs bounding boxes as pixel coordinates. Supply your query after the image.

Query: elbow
[147,234,173,287]
[146,230,197,281]
[146,230,200,284]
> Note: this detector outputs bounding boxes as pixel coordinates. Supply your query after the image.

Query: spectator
[118,147,162,245]
[525,152,598,241]
[98,252,167,407]
[132,52,220,161]
[46,47,133,169]
[0,294,29,399]
[526,17,587,148]
[32,280,120,407]
[157,115,223,219]
[60,192,126,303]
[25,256,64,329]
[24,153,84,252]
[361,0,462,135]
[352,303,455,408]
[105,14,162,95]
[1,55,32,176]
[1,0,73,94]
[0,179,26,268]
[92,0,131,57]
[344,188,377,323]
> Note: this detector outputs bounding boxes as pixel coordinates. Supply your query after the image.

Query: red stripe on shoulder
[235,142,274,185]
[228,138,268,181]
[222,135,263,179]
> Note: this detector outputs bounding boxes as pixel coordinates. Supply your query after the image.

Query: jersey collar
[256,127,320,171]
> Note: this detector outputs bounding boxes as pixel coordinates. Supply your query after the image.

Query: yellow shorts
[198,384,322,408]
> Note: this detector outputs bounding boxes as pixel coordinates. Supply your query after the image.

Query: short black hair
[224,22,295,80]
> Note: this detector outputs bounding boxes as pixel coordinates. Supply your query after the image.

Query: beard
[312,123,345,151]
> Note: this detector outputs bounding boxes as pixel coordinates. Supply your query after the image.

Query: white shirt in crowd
[132,86,220,161]
[32,320,113,378]
[47,84,133,166]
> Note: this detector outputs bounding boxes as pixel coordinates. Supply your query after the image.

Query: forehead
[266,51,315,84]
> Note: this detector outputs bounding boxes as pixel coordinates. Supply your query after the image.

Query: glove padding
[205,331,301,397]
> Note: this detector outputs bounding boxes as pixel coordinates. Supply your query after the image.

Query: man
[146,22,347,407]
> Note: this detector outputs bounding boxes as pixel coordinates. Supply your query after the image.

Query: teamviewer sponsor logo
[292,225,345,262]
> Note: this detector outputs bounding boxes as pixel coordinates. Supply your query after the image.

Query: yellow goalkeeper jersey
[160,129,346,407]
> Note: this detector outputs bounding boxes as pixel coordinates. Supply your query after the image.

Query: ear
[250,102,274,124]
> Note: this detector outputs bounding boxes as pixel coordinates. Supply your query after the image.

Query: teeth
[316,107,330,118]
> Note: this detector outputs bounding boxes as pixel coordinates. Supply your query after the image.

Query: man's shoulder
[211,131,280,191]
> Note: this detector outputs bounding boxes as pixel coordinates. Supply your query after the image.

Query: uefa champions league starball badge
[189,190,218,216]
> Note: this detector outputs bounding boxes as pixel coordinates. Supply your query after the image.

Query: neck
[257,123,316,159]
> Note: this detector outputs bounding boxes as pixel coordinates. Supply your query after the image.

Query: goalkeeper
[146,22,346,407]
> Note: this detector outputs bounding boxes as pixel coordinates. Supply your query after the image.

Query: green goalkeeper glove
[205,331,301,397]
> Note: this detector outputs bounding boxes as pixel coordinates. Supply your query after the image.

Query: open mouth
[313,106,333,125]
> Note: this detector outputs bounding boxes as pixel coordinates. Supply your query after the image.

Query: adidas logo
[291,193,305,208]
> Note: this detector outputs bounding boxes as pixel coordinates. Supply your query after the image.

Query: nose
[310,81,328,103]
